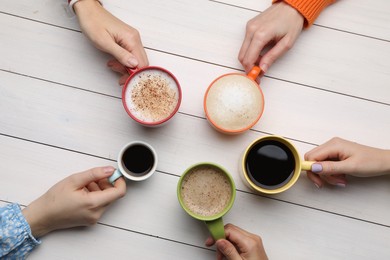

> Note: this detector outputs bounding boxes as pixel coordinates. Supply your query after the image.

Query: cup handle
[301,161,315,171]
[205,217,225,240]
[247,66,262,81]
[108,169,123,185]
[125,67,138,76]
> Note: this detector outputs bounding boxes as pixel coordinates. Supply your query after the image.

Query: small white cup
[109,141,158,184]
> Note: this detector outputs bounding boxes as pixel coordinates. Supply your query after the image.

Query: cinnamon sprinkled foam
[125,69,179,122]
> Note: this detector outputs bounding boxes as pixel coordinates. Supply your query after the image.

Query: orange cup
[204,66,264,134]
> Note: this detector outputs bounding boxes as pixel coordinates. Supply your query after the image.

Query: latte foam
[181,166,232,217]
[205,75,263,131]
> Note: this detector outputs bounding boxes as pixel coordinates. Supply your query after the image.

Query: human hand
[205,223,268,260]
[22,166,126,238]
[305,137,390,188]
[73,0,149,70]
[238,1,304,75]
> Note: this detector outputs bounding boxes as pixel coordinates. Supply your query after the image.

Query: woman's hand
[22,166,126,238]
[239,1,304,75]
[305,137,390,188]
[73,0,149,69]
[205,223,268,260]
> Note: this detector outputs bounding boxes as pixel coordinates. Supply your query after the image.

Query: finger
[313,160,355,177]
[119,74,130,86]
[238,33,252,65]
[87,182,101,192]
[225,223,253,237]
[70,167,115,189]
[242,33,273,73]
[101,38,140,68]
[107,59,128,75]
[205,236,215,247]
[306,171,324,188]
[90,177,126,206]
[304,137,346,161]
[129,44,149,68]
[97,178,113,190]
[216,240,241,260]
[323,174,347,187]
[259,36,292,72]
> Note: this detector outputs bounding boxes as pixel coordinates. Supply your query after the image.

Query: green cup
[177,162,236,240]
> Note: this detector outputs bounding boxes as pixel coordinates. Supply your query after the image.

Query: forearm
[0,204,40,258]
[272,0,336,27]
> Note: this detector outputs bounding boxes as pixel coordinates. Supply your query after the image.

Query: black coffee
[122,144,154,175]
[245,140,295,189]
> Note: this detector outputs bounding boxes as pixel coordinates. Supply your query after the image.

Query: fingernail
[127,58,138,67]
[311,163,323,173]
[336,183,346,188]
[103,166,115,174]
[260,63,268,73]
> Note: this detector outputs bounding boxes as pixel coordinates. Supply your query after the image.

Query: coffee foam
[181,166,232,217]
[125,69,179,122]
[206,75,263,131]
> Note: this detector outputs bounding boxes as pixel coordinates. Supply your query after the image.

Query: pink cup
[122,66,182,127]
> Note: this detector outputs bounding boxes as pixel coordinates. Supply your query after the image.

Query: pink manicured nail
[103,166,115,174]
[336,183,346,188]
[127,58,138,67]
[311,163,323,173]
[260,63,268,73]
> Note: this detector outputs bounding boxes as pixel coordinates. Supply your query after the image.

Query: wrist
[22,198,53,238]
[381,150,390,175]
[272,0,335,28]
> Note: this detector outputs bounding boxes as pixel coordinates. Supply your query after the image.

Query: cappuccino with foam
[180,165,233,217]
[124,68,180,123]
[205,74,264,132]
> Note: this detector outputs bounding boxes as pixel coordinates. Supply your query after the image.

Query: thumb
[311,161,351,176]
[103,42,139,68]
[71,167,115,188]
[216,240,241,260]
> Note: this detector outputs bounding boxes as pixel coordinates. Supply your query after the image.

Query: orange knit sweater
[273,0,336,27]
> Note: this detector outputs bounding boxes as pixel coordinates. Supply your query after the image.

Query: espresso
[125,69,179,122]
[122,144,155,176]
[206,75,263,131]
[245,140,295,189]
[180,166,232,217]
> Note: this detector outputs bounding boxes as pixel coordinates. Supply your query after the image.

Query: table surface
[1,0,390,259]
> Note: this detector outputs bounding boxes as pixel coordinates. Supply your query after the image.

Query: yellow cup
[241,135,314,194]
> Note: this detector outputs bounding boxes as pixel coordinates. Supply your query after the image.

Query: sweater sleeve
[0,203,41,259]
[272,0,336,27]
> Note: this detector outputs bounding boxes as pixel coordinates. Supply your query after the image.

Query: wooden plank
[1,136,389,259]
[0,14,389,150]
[1,1,390,104]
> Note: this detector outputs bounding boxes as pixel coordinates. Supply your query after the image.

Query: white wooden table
[1,0,390,259]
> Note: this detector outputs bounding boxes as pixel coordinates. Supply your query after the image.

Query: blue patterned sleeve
[0,203,41,259]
